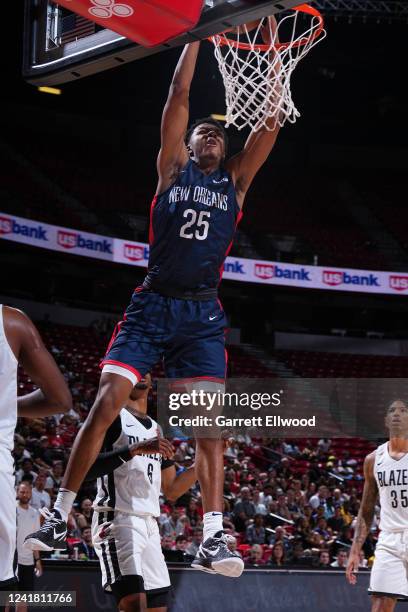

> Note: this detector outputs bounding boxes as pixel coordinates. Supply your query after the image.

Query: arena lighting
[37,86,62,95]
[211,113,226,121]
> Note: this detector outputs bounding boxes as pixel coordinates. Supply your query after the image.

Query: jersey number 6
[180,209,210,241]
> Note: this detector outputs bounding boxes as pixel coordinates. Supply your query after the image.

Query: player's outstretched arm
[226,17,281,207]
[84,436,174,481]
[161,463,197,503]
[156,42,201,194]
[3,306,72,418]
[346,451,378,585]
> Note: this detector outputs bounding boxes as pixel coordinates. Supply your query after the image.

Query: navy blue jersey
[143,160,241,293]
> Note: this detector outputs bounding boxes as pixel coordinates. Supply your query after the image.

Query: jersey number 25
[180,209,210,241]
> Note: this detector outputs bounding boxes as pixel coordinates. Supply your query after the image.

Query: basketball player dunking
[0,305,71,597]
[25,29,280,577]
[347,400,408,611]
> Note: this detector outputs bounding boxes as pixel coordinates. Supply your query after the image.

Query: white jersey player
[0,305,71,591]
[347,399,408,612]
[86,374,197,612]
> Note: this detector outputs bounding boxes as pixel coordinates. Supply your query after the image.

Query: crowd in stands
[13,323,379,569]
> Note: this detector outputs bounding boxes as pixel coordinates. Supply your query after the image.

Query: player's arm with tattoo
[346,451,378,584]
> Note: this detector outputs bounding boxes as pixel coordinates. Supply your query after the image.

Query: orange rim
[209,4,325,52]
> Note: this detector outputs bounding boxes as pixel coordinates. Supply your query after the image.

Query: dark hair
[175,535,187,543]
[387,399,408,412]
[185,116,228,152]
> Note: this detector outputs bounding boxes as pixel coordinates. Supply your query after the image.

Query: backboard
[23,0,302,86]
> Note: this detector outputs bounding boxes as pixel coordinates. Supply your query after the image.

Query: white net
[210,6,326,132]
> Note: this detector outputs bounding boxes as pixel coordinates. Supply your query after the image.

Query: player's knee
[371,595,397,612]
[87,389,125,430]
[196,438,223,452]
[118,593,146,612]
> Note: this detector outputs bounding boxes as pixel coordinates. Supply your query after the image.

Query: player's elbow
[169,82,190,100]
[161,486,176,502]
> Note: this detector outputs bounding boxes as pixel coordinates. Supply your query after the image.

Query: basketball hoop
[209,4,326,132]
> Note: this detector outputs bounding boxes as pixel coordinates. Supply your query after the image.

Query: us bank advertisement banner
[1,211,407,296]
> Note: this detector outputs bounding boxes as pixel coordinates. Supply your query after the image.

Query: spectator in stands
[339,500,354,526]
[259,483,274,507]
[161,535,175,551]
[13,438,31,463]
[160,508,180,538]
[16,458,37,486]
[309,485,329,511]
[30,471,52,510]
[186,499,201,528]
[185,528,203,557]
[31,435,60,467]
[46,421,64,449]
[222,499,236,531]
[276,457,292,480]
[246,514,267,545]
[245,544,266,567]
[59,414,77,447]
[289,541,306,565]
[225,535,241,557]
[252,490,268,516]
[317,438,331,453]
[175,535,189,552]
[359,550,368,568]
[48,460,64,493]
[275,489,292,521]
[269,526,289,551]
[76,498,94,529]
[318,550,331,567]
[233,487,256,522]
[330,548,348,568]
[269,542,286,567]
[67,511,81,539]
[327,505,345,533]
[314,517,330,540]
[175,514,192,538]
[75,527,97,560]
[16,483,43,601]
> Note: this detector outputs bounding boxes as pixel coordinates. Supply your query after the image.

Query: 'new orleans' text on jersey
[144,160,241,293]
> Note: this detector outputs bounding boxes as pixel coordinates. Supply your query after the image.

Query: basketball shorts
[369,530,408,598]
[17,564,35,592]
[100,290,227,385]
[0,455,17,586]
[92,510,171,604]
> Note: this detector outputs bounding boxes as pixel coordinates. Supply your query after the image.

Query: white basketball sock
[203,511,223,541]
[54,489,77,522]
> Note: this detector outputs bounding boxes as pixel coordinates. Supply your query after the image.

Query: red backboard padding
[52,0,204,47]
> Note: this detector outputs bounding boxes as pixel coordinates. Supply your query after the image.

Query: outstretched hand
[130,433,174,460]
[260,15,278,47]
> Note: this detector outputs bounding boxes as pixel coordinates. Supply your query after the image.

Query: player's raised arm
[226,17,281,206]
[156,42,201,194]
[346,451,378,585]
[3,307,72,418]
